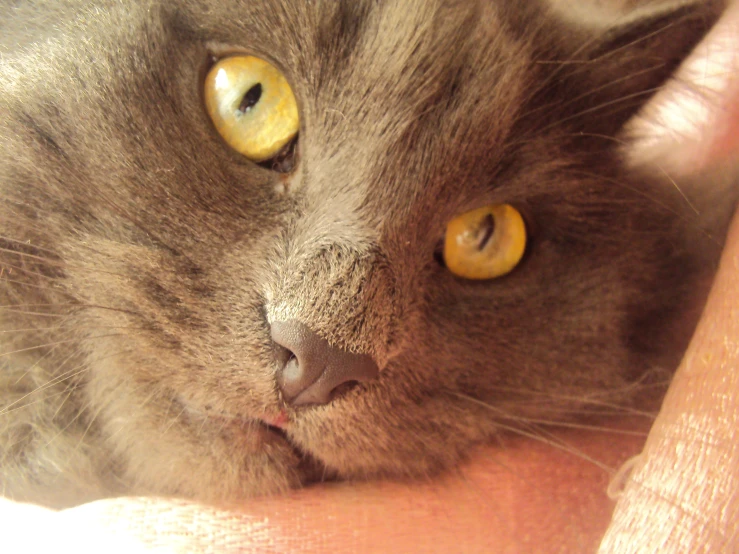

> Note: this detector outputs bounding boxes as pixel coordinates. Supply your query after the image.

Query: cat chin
[171,390,402,492]
[122,417,304,501]
[80,372,298,502]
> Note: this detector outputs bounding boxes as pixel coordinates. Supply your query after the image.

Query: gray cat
[0,0,735,508]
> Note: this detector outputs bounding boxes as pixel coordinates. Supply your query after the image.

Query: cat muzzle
[271,320,379,406]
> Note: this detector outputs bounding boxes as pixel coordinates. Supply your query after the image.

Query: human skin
[3,3,739,553]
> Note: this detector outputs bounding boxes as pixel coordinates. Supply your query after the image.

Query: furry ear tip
[621,0,739,175]
[534,0,726,151]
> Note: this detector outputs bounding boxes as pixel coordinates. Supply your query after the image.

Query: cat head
[0,0,730,501]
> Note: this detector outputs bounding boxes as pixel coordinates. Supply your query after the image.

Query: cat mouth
[177,396,288,430]
[259,410,290,429]
[177,397,330,481]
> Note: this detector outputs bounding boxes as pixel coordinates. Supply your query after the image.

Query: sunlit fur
[0,0,736,508]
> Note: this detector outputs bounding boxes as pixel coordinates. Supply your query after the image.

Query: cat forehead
[168,1,535,209]
[173,0,530,114]
[14,0,532,160]
[2,0,616,256]
[177,0,499,60]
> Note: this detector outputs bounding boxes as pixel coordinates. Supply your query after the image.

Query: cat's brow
[314,2,371,68]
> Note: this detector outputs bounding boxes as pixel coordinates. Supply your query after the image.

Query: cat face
[0,0,731,504]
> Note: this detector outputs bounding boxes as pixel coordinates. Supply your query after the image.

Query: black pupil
[476,213,496,251]
[239,83,263,113]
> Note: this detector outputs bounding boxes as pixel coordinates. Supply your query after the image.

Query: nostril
[277,350,316,402]
[281,353,300,383]
[271,321,328,402]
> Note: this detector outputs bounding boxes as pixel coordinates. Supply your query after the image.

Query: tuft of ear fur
[618,0,739,244]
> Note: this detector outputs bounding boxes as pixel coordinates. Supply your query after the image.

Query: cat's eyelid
[204,41,288,75]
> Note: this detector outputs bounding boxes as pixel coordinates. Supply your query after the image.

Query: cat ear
[541,0,725,137]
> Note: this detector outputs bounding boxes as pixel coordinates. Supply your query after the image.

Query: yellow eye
[443,204,527,280]
[204,56,299,162]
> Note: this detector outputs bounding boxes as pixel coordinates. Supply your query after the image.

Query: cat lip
[176,396,289,429]
[259,410,289,429]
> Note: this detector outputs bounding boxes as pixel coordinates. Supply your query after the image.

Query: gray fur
[0,0,735,507]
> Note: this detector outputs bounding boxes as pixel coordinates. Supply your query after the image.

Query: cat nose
[270,320,379,406]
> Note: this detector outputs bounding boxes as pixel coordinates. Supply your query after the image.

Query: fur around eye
[443,204,527,280]
[204,55,299,163]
